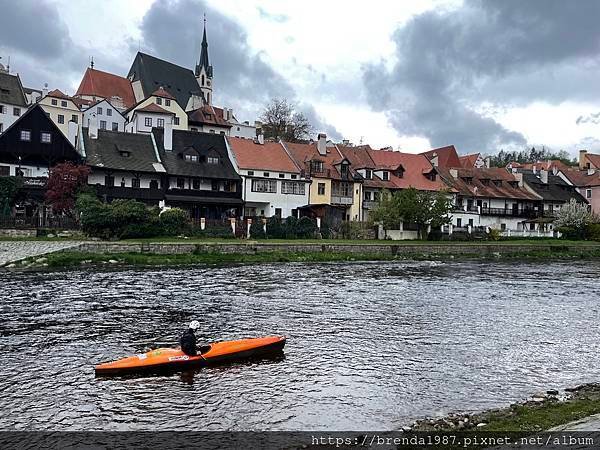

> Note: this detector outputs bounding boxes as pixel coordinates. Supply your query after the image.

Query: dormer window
[340,163,349,178]
[119,150,130,158]
[207,156,219,164]
[395,168,404,179]
[509,181,518,188]
[156,97,162,105]
[365,169,372,179]
[310,160,324,173]
[185,154,198,162]
[493,180,502,187]
[426,172,436,181]
[481,179,490,186]
[382,171,390,181]
[462,177,473,185]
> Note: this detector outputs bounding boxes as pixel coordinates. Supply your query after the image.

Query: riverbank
[406,383,600,432]
[4,240,600,269]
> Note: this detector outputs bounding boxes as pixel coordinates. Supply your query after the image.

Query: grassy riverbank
[409,384,600,432]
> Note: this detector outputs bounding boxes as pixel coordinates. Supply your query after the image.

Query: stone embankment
[0,241,85,267]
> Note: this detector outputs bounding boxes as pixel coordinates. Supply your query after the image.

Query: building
[38,89,82,144]
[152,127,243,219]
[227,136,309,218]
[421,145,462,168]
[558,168,600,215]
[83,125,166,205]
[437,167,543,232]
[459,153,486,168]
[0,104,81,217]
[578,150,600,170]
[285,134,362,222]
[75,66,136,111]
[125,87,187,132]
[82,99,126,132]
[0,69,27,135]
[195,18,213,106]
[187,104,232,135]
[507,159,572,173]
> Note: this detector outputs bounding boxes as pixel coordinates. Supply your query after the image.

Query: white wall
[0,163,48,177]
[126,112,172,134]
[189,124,230,135]
[0,102,24,134]
[230,122,256,139]
[83,101,125,132]
[242,171,309,218]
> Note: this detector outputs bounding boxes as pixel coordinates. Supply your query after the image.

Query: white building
[83,99,126,132]
[0,68,27,135]
[125,103,174,134]
[227,136,310,218]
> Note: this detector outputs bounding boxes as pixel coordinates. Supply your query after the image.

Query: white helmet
[189,320,200,331]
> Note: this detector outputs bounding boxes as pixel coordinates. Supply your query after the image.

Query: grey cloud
[300,103,342,141]
[257,7,289,23]
[577,112,600,125]
[363,0,600,152]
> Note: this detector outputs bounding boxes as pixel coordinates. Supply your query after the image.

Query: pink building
[559,169,600,214]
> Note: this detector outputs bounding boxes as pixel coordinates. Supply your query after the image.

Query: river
[1,260,599,430]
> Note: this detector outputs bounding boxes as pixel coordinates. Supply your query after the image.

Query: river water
[1,260,599,430]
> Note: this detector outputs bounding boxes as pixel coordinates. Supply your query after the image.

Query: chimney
[164,118,173,151]
[67,120,78,146]
[539,168,548,184]
[484,156,491,168]
[342,139,349,146]
[449,168,458,178]
[588,168,596,176]
[430,152,439,167]
[532,165,537,174]
[579,149,588,170]
[317,133,327,156]
[514,172,524,187]
[257,133,264,145]
[89,113,98,139]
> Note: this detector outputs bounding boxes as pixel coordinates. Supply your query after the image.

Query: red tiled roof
[507,160,572,172]
[151,87,176,100]
[368,149,451,191]
[228,137,299,173]
[188,105,232,127]
[560,169,600,187]
[437,167,540,200]
[72,97,96,109]
[285,141,348,180]
[75,68,136,108]
[585,153,600,169]
[47,89,70,99]
[136,103,174,114]
[459,153,480,168]
[337,145,395,188]
[421,145,462,168]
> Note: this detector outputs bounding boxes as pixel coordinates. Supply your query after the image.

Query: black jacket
[180,328,197,356]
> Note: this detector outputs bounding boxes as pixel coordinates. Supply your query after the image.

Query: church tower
[195,15,213,105]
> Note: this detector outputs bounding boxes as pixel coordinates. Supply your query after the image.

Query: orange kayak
[95,335,286,376]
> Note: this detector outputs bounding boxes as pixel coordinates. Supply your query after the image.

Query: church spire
[196,14,212,78]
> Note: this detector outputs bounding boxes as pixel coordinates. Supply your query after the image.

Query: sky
[1,0,600,156]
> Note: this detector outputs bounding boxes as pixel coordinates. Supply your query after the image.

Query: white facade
[83,100,126,132]
[240,171,310,218]
[126,111,174,134]
[0,102,24,134]
[0,163,48,178]
[229,120,256,139]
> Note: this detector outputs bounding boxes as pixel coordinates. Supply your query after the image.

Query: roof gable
[421,145,462,168]
[75,67,136,108]
[0,72,27,106]
[228,137,299,172]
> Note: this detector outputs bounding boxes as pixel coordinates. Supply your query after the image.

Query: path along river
[1,260,599,430]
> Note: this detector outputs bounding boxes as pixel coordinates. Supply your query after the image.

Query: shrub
[265,217,286,238]
[488,228,501,241]
[189,225,235,239]
[160,208,189,236]
[586,223,600,241]
[249,219,266,239]
[296,217,317,238]
[557,226,585,240]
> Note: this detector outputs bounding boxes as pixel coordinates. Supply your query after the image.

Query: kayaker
[180,321,200,356]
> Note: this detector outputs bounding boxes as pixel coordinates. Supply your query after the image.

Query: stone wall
[0,229,37,238]
[73,242,600,257]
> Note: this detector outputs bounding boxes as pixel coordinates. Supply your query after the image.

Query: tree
[370,187,453,239]
[554,199,595,234]
[45,163,90,215]
[259,98,312,142]
[0,176,23,216]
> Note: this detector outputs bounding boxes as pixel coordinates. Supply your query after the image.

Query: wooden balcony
[95,185,165,201]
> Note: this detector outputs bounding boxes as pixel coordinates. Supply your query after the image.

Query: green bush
[557,226,584,240]
[160,208,189,236]
[488,228,501,241]
[265,217,286,238]
[189,224,235,239]
[249,219,266,238]
[296,217,317,238]
[586,223,600,241]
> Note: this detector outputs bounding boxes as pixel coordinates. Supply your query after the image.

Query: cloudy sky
[1,0,600,156]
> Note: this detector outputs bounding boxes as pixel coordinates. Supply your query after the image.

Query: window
[156,97,162,105]
[456,218,462,227]
[40,132,51,143]
[365,169,372,179]
[364,191,372,201]
[58,114,65,124]
[211,180,219,191]
[291,174,297,179]
[184,154,199,162]
[177,178,185,189]
[282,181,306,195]
[106,109,112,117]
[105,175,114,187]
[149,180,159,189]
[318,182,326,196]
[174,117,180,126]
[157,118,165,128]
[395,168,405,179]
[251,179,277,193]
[468,219,474,226]
[120,178,126,187]
[279,173,285,178]
[61,101,67,107]
[382,171,389,181]
[97,107,103,115]
[145,117,152,127]
[275,208,282,218]
[501,223,506,231]
[192,179,201,190]
[119,150,130,158]
[340,164,349,178]
[0,166,9,176]
[71,115,78,123]
[13,107,20,116]
[587,189,592,199]
[209,129,215,134]
[201,75,205,85]
[493,180,502,187]
[263,172,270,177]
[310,160,324,173]
[112,122,119,131]
[132,178,141,188]
[20,130,31,141]
[165,99,171,107]
[0,105,4,114]
[100,120,107,130]
[247,171,254,176]
[51,99,57,106]
[207,156,219,164]
[224,180,236,192]
[481,179,490,186]
[0,123,3,133]
[220,131,225,135]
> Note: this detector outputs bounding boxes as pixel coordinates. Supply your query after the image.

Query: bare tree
[259,98,312,142]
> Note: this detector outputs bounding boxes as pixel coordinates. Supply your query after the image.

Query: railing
[0,216,79,229]
[95,185,164,201]
[331,195,353,205]
[480,207,539,218]
[452,206,479,213]
[362,200,378,209]
[166,188,241,199]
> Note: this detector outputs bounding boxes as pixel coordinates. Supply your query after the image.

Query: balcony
[95,185,165,201]
[480,207,539,218]
[167,188,241,199]
[362,200,378,209]
[331,195,353,205]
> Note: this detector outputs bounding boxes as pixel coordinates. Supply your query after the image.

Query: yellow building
[39,90,82,142]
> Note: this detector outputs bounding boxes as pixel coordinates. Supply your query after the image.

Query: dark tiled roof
[521,170,587,203]
[136,103,174,114]
[47,89,70,99]
[127,52,204,109]
[0,72,27,106]
[83,128,165,173]
[151,87,176,100]
[153,129,241,180]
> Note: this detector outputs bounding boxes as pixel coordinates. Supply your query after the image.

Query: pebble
[108,259,119,264]
[476,423,487,428]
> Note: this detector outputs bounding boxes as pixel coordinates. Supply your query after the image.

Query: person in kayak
[180,320,200,356]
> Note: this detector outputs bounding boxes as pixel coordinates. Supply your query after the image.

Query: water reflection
[0,260,599,430]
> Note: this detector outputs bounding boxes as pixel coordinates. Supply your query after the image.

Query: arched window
[201,75,205,85]
[207,92,210,104]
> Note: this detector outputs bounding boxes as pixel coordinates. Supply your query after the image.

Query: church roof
[127,52,204,109]
[75,67,136,108]
[195,22,212,78]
